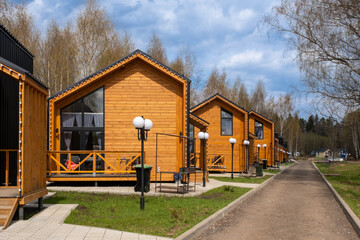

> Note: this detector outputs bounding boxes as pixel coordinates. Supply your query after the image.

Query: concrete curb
[175,163,297,240]
[312,161,360,237]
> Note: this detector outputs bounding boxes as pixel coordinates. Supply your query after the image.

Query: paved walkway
[195,160,359,240]
[0,173,263,240]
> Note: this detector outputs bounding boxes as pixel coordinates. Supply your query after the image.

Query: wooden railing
[0,149,18,187]
[47,150,142,175]
[208,154,226,169]
[189,153,200,168]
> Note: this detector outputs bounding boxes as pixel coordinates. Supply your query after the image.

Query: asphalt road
[195,160,359,240]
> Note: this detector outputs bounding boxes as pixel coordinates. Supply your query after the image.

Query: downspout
[186,81,191,169]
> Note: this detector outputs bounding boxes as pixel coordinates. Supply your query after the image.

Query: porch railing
[0,149,18,187]
[208,154,226,169]
[47,150,142,175]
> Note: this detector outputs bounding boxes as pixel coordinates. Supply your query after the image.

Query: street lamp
[262,144,267,166]
[198,131,209,187]
[133,116,153,210]
[243,140,250,172]
[257,144,261,162]
[229,138,236,179]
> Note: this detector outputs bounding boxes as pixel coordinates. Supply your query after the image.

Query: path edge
[312,161,360,237]
[175,163,297,240]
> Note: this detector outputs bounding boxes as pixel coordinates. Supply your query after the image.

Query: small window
[189,124,195,153]
[255,120,263,139]
[221,108,233,136]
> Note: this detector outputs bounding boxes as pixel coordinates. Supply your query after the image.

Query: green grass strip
[44,186,251,237]
[316,162,360,218]
[209,175,272,184]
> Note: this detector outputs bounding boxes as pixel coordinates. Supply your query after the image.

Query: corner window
[60,87,104,151]
[221,108,233,136]
[255,120,263,139]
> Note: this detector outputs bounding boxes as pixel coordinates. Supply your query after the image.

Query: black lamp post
[133,116,153,210]
[198,131,209,187]
[243,140,250,172]
[257,144,261,162]
[229,138,236,179]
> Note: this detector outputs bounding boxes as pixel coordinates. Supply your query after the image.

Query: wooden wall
[21,77,48,202]
[104,60,185,178]
[248,113,274,166]
[192,99,248,172]
[50,58,187,180]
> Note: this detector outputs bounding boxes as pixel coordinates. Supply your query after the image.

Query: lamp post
[133,116,153,210]
[243,140,250,172]
[229,138,236,179]
[198,131,209,187]
[257,144,261,162]
[262,143,267,166]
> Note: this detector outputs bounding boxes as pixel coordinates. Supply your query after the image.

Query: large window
[61,87,104,151]
[221,108,233,136]
[255,120,263,139]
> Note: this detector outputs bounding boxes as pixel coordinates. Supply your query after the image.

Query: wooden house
[0,24,48,228]
[47,50,199,182]
[191,94,249,173]
[248,111,275,167]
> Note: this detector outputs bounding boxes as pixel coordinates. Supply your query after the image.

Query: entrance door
[0,72,19,188]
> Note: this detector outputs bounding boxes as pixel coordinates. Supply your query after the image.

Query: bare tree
[147,32,168,65]
[251,80,266,114]
[269,94,294,136]
[264,0,360,108]
[203,67,228,98]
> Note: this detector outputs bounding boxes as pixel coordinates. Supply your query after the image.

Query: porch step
[0,198,18,229]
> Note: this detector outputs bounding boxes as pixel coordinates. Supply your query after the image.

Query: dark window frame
[220,108,233,136]
[60,86,105,151]
[255,120,264,140]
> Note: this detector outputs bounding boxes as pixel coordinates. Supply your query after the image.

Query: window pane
[61,100,82,127]
[83,88,103,127]
[84,131,103,150]
[255,120,263,139]
[221,109,232,135]
[221,119,232,135]
[221,110,232,118]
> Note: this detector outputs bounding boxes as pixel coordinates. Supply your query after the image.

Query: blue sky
[24,0,311,117]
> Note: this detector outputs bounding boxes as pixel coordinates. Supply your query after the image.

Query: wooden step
[0,198,18,229]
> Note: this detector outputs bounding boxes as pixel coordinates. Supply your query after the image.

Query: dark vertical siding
[0,72,19,186]
[0,28,33,74]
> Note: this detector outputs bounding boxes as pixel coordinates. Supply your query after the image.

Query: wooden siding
[49,58,187,181]
[248,112,274,166]
[192,98,248,172]
[21,76,48,200]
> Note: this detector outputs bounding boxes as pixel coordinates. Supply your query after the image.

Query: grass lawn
[44,186,251,238]
[263,169,281,174]
[209,175,272,184]
[316,162,360,218]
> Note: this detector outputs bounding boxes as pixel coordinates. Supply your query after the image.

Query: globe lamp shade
[144,119,153,130]
[133,116,145,129]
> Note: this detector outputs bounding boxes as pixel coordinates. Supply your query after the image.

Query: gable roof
[190,113,209,127]
[0,24,34,59]
[191,93,248,115]
[249,110,273,125]
[0,56,48,90]
[49,49,191,101]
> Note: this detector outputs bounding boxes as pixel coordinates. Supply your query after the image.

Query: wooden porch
[47,150,141,181]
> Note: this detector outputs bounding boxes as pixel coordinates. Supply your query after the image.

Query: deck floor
[0,188,19,197]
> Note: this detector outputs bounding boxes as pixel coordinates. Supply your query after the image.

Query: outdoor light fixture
[257,144,261,162]
[262,144,267,163]
[229,138,236,179]
[133,116,153,210]
[243,140,250,172]
[198,131,209,187]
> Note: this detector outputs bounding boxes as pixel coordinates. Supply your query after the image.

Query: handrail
[207,154,225,169]
[0,149,18,187]
[47,150,142,175]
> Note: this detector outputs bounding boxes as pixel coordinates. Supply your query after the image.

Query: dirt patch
[198,192,224,199]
